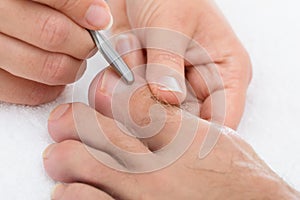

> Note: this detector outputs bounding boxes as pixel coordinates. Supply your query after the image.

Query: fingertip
[146,52,186,105]
[84,1,113,30]
[149,83,186,105]
[147,74,187,105]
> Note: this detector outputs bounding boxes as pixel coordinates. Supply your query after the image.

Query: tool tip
[123,71,135,85]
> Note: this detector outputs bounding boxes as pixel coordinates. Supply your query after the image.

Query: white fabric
[0,0,299,199]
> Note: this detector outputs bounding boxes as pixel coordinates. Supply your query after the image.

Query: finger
[108,0,131,33]
[0,69,64,105]
[140,29,189,105]
[146,46,187,105]
[89,32,145,116]
[125,1,198,105]
[109,0,189,104]
[114,33,145,69]
[186,64,247,129]
[43,140,145,199]
[0,33,86,85]
[33,0,113,30]
[108,0,146,75]
[0,0,93,59]
[51,183,115,200]
[108,0,149,77]
[201,89,246,130]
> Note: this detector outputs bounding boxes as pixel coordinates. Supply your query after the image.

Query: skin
[0,0,111,105]
[42,1,296,197]
[1,0,249,130]
[44,68,300,200]
[5,0,292,199]
[109,0,252,129]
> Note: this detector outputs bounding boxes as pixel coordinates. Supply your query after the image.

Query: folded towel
[0,55,105,200]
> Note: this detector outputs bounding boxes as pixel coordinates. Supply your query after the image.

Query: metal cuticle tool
[88,30,134,85]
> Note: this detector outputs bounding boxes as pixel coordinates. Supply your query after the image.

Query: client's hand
[0,0,111,105]
[43,68,299,200]
[107,0,252,129]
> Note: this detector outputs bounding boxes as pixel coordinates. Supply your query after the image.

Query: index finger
[186,63,249,130]
[0,0,94,59]
[32,0,113,30]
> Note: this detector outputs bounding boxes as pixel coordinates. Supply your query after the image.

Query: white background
[0,0,300,199]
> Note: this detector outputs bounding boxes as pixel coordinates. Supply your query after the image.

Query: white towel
[0,0,299,199]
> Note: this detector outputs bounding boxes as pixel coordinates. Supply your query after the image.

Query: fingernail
[51,184,65,200]
[155,76,184,93]
[43,144,56,159]
[104,12,114,30]
[98,70,115,96]
[49,104,70,121]
[116,34,141,55]
[85,3,113,29]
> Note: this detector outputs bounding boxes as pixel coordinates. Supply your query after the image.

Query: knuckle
[39,14,70,50]
[241,49,253,83]
[233,47,253,86]
[56,0,81,12]
[27,85,64,106]
[27,85,51,106]
[41,54,70,85]
[152,51,183,67]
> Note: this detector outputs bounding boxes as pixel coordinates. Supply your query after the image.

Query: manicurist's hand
[0,0,112,105]
[107,0,252,129]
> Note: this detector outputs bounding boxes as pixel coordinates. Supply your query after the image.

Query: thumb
[137,10,195,105]
[123,0,198,104]
[33,0,113,30]
[143,27,190,105]
[146,47,187,105]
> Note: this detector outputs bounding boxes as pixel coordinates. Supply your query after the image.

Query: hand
[44,70,299,200]
[107,0,252,129]
[0,0,112,105]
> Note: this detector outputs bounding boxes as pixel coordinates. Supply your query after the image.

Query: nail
[116,34,132,55]
[115,34,142,55]
[43,144,56,159]
[98,70,117,97]
[49,104,70,121]
[85,3,112,29]
[51,184,65,200]
[104,12,114,30]
[155,76,184,93]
